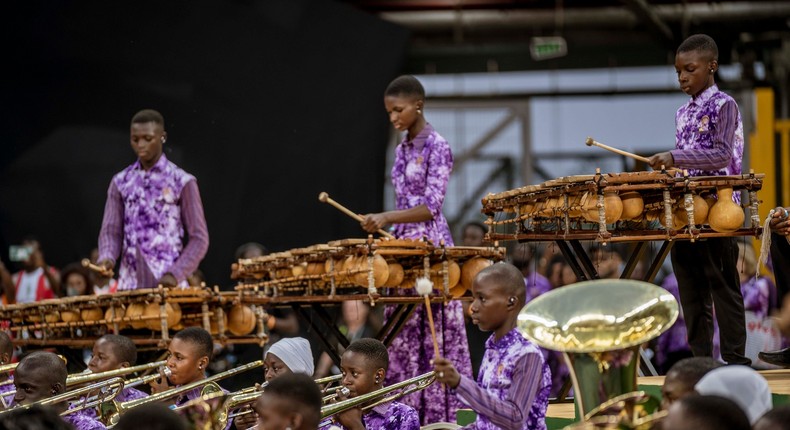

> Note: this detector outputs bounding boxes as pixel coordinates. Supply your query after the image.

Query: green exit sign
[530,37,568,61]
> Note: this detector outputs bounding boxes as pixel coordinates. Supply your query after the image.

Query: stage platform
[545,369,790,429]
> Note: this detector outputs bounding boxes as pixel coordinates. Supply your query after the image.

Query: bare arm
[0,260,14,303]
[361,205,432,232]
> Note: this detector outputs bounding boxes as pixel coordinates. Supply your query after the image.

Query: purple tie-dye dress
[385,123,473,425]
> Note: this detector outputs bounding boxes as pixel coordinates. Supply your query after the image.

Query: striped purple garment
[454,328,551,430]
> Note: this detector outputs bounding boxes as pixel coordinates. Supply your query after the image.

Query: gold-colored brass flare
[105,360,263,427]
[321,371,435,419]
[517,279,678,429]
[0,377,125,417]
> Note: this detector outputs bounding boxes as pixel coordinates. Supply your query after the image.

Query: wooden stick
[424,295,441,359]
[81,258,114,278]
[318,192,394,238]
[585,137,680,172]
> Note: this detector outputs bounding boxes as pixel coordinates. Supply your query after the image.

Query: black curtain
[0,0,409,286]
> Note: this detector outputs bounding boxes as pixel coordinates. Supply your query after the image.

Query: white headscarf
[695,365,772,424]
[266,337,314,376]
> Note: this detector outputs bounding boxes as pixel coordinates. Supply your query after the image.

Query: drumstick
[415,278,441,360]
[318,192,395,239]
[81,258,114,278]
[585,137,680,171]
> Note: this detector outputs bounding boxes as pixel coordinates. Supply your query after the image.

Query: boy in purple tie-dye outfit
[648,34,749,366]
[11,351,106,430]
[435,263,551,430]
[361,75,472,424]
[326,338,420,430]
[97,109,208,290]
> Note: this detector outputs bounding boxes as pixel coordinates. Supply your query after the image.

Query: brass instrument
[321,371,436,419]
[204,373,345,424]
[65,360,167,387]
[517,279,678,428]
[105,360,263,427]
[0,377,125,417]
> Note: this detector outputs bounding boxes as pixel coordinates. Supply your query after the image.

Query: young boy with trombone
[324,338,420,430]
[10,351,108,430]
[434,263,551,430]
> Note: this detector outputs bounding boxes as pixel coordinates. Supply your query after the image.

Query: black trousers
[771,232,790,307]
[671,237,750,365]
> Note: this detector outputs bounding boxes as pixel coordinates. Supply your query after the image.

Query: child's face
[166,338,208,386]
[675,50,715,97]
[264,352,292,382]
[66,273,88,296]
[340,351,383,397]
[660,370,693,411]
[254,393,295,430]
[130,121,165,166]
[469,276,510,333]
[88,338,126,373]
[384,94,422,133]
[13,365,57,406]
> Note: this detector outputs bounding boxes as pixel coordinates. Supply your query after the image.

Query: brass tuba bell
[517,279,678,428]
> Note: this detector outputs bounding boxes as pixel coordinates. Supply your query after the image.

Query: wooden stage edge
[547,369,790,420]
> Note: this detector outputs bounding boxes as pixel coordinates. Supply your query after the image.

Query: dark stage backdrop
[0,0,409,287]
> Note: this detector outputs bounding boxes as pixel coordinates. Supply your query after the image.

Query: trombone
[3,360,169,399]
[65,360,167,387]
[201,373,345,426]
[0,377,125,417]
[321,371,436,419]
[105,360,264,427]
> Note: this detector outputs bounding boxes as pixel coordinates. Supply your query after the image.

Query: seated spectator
[660,357,722,410]
[663,394,750,430]
[460,221,487,247]
[695,365,772,425]
[315,300,377,379]
[0,238,60,304]
[60,263,92,297]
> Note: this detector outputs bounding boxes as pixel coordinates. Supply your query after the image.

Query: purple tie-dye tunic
[454,329,550,430]
[319,401,419,430]
[385,124,473,425]
[82,387,148,420]
[98,154,208,290]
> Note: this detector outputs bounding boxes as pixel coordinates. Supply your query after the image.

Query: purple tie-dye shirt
[63,409,107,430]
[654,274,691,368]
[525,273,552,303]
[390,123,454,246]
[671,84,743,178]
[741,276,774,320]
[319,401,419,430]
[82,387,148,420]
[454,328,551,430]
[0,377,14,408]
[98,154,209,290]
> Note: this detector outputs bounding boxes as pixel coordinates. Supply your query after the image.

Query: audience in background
[460,221,487,247]
[59,263,93,297]
[0,238,60,304]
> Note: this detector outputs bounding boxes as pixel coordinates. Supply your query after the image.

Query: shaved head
[475,262,526,305]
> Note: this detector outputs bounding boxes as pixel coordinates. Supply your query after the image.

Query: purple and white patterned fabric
[98,154,208,290]
[390,123,454,246]
[454,328,550,430]
[82,387,147,420]
[671,85,743,178]
[361,402,419,430]
[385,124,472,425]
[0,377,14,408]
[741,277,774,320]
[655,274,692,368]
[63,409,107,430]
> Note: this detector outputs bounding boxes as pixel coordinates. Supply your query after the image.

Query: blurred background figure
[0,238,60,304]
[460,221,487,247]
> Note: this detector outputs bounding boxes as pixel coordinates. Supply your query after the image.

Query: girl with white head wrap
[695,365,772,424]
[266,337,315,377]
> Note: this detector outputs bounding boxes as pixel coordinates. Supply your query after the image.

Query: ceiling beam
[621,0,674,44]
